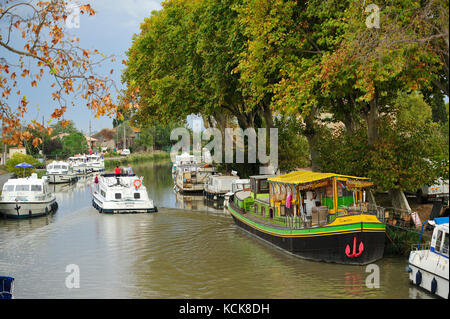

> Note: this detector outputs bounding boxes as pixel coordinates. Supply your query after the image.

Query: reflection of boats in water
[175,192,206,211]
[408,217,448,299]
[175,191,224,212]
[0,174,58,219]
[50,181,77,194]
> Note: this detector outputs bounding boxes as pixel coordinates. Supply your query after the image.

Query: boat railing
[411,242,431,252]
[340,203,386,222]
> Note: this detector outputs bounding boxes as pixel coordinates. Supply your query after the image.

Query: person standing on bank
[127,164,134,176]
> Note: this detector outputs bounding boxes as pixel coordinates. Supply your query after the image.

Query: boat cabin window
[134,193,140,199]
[442,233,449,256]
[15,185,29,191]
[115,193,122,199]
[259,180,269,192]
[101,190,106,197]
[3,185,14,192]
[30,185,42,192]
[54,165,61,169]
[435,230,443,253]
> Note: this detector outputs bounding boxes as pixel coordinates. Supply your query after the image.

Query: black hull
[230,215,385,265]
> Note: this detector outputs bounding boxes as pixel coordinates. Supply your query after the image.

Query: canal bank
[104,151,170,170]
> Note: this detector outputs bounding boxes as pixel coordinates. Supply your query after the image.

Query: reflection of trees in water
[133,160,174,204]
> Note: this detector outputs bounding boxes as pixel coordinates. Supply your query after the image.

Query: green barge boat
[227,171,386,265]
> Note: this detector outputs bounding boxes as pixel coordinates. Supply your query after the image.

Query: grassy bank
[384,225,426,257]
[104,151,170,170]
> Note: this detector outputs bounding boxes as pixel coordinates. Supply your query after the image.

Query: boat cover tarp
[0,276,14,299]
[268,171,369,185]
[433,217,449,225]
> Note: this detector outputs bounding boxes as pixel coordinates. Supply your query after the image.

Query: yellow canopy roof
[267,171,369,185]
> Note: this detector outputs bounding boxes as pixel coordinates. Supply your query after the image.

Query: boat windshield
[30,185,42,192]
[53,165,61,169]
[2,185,14,192]
[15,185,29,191]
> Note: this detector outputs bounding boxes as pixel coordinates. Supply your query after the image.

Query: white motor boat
[204,175,240,199]
[92,173,157,214]
[0,174,58,218]
[86,154,105,172]
[45,161,78,184]
[224,178,251,207]
[68,156,92,175]
[408,217,449,299]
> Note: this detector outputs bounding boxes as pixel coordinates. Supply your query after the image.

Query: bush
[6,153,40,177]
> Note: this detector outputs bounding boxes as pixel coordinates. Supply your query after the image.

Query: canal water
[0,160,434,299]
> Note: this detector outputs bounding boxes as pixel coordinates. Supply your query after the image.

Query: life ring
[133,179,142,189]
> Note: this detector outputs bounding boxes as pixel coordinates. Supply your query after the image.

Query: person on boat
[127,164,134,176]
[94,175,99,184]
[114,165,121,176]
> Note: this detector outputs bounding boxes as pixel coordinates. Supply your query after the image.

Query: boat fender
[431,278,437,294]
[29,210,32,216]
[45,207,49,215]
[133,179,142,189]
[415,271,422,286]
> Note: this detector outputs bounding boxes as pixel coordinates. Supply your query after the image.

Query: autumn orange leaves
[0,1,117,147]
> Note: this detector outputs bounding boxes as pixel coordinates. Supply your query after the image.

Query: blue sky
[9,0,164,134]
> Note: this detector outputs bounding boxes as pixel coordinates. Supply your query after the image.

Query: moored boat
[0,173,58,218]
[224,178,251,207]
[92,173,157,214]
[68,156,92,175]
[86,154,105,172]
[204,174,240,200]
[45,161,78,184]
[174,163,216,193]
[407,217,448,299]
[227,171,386,265]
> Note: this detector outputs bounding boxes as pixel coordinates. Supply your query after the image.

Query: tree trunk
[304,106,321,172]
[388,189,412,213]
[366,97,379,146]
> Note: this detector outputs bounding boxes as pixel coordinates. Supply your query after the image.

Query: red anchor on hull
[345,236,364,258]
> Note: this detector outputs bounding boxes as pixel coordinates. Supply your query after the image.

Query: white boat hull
[0,199,57,218]
[72,166,92,175]
[408,250,449,299]
[92,193,157,214]
[46,173,78,184]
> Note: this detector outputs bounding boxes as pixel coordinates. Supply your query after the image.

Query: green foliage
[104,152,170,170]
[6,153,40,177]
[316,94,448,193]
[275,115,310,172]
[385,226,422,257]
[61,132,88,157]
[50,120,78,136]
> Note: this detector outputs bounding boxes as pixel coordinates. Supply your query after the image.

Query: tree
[6,152,40,177]
[61,132,88,156]
[1,1,118,147]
